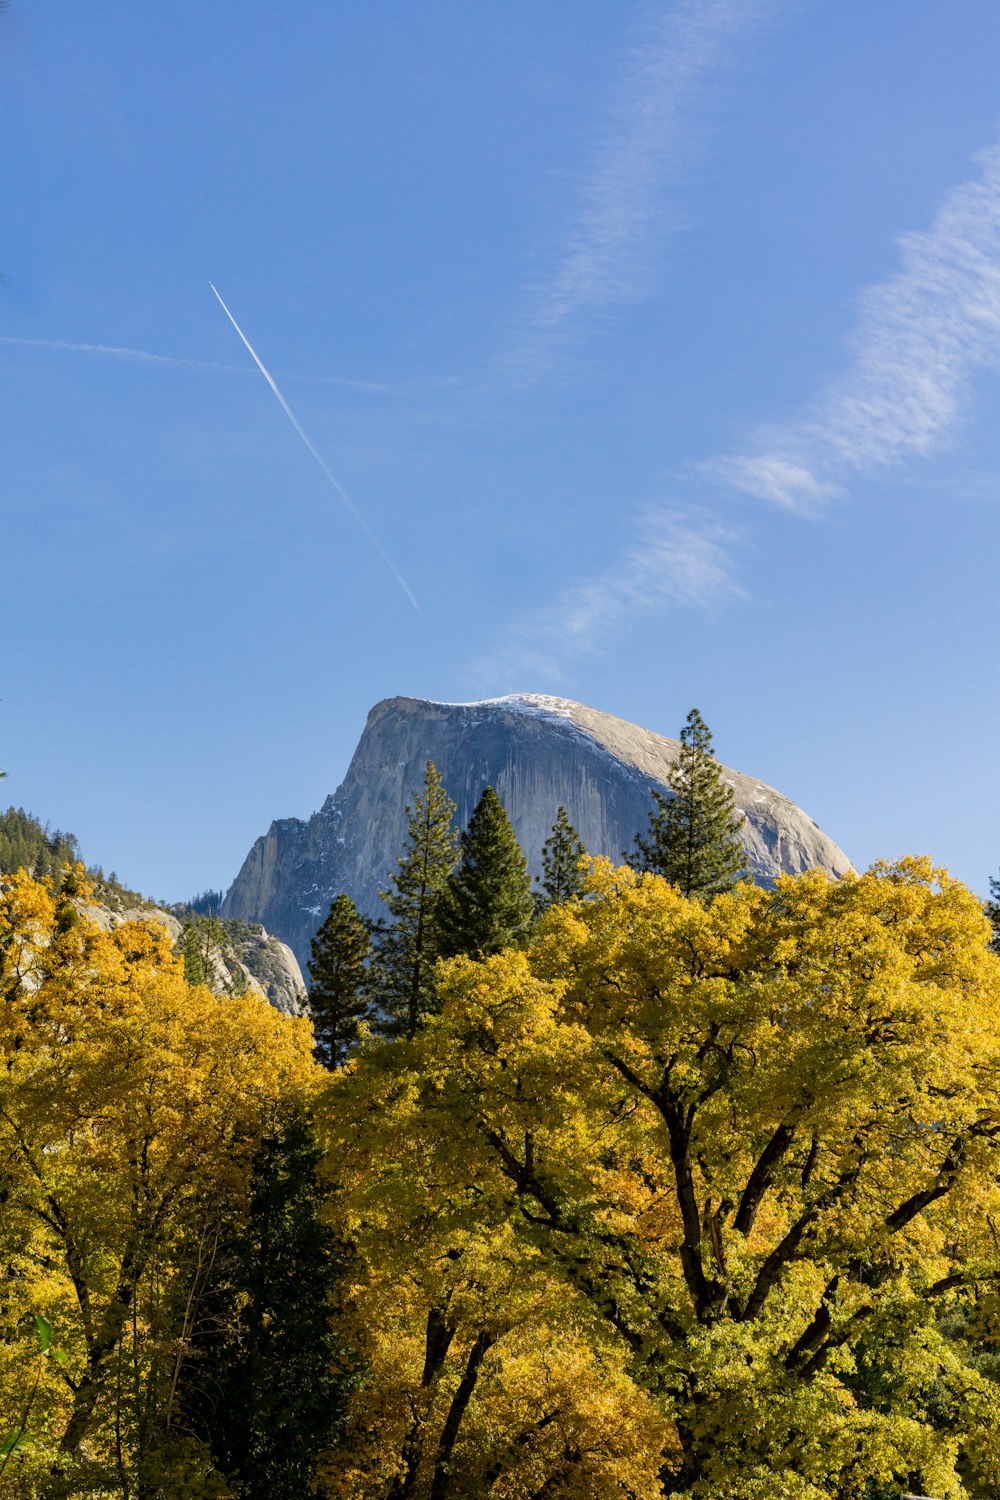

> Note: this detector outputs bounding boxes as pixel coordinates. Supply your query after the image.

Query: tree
[319,992,671,1500]
[376,761,458,1040]
[180,919,206,986]
[539,805,587,910]
[0,869,317,1491]
[0,806,81,881]
[986,871,1000,954]
[320,856,1000,1499]
[184,1114,361,1499]
[631,707,745,898]
[308,892,373,1066]
[437,787,535,959]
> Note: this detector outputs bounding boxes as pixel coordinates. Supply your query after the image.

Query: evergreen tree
[184,1116,360,1500]
[986,873,1000,955]
[180,922,206,987]
[0,807,81,881]
[539,806,587,910]
[438,787,535,958]
[307,893,373,1067]
[631,708,746,900]
[376,761,458,1039]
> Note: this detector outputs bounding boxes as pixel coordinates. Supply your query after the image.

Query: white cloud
[473,508,743,689]
[508,0,788,381]
[717,140,1000,511]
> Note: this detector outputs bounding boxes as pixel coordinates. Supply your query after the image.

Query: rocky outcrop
[87,899,306,1016]
[222,694,853,969]
[224,922,307,1015]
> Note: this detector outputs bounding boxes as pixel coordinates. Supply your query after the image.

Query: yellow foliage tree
[320,857,1000,1499]
[0,869,318,1495]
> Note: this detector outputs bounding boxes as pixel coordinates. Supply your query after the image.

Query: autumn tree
[0,868,317,1493]
[320,1036,671,1500]
[321,856,1000,1500]
[538,805,587,910]
[631,707,745,898]
[307,892,374,1066]
[376,761,458,1039]
[437,787,534,959]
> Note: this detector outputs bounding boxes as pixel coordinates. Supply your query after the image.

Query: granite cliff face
[86,897,307,1016]
[222,694,853,969]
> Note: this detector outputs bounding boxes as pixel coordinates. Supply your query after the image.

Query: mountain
[87,897,307,1017]
[0,807,307,1015]
[222,694,853,968]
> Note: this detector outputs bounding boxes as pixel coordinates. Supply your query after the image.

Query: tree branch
[733,1123,796,1237]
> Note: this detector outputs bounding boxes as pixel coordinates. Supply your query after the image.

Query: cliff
[222,694,853,968]
[86,897,306,1016]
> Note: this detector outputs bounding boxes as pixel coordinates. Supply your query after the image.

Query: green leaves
[34,1314,52,1354]
[0,1316,66,1472]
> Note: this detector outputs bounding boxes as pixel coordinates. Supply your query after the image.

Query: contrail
[0,334,248,374]
[0,334,390,390]
[209,282,419,613]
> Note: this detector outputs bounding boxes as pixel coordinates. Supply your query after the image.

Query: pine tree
[539,806,587,910]
[180,923,206,987]
[0,807,81,881]
[438,787,535,958]
[986,873,1000,955]
[307,893,373,1067]
[183,1116,360,1500]
[631,708,746,900]
[376,761,458,1040]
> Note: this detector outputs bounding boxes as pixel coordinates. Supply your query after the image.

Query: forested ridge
[5,722,1000,1497]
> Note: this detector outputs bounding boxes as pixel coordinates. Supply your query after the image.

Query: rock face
[86,900,306,1016]
[222,694,853,969]
[224,923,308,1016]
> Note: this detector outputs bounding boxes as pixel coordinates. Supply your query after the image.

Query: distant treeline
[0,806,82,881]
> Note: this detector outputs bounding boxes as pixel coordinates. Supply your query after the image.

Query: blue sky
[3,0,1000,902]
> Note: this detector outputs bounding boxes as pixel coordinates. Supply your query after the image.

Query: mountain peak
[223,694,852,965]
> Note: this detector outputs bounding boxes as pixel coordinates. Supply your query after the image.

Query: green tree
[308,892,373,1067]
[184,1115,360,1500]
[0,807,81,881]
[438,787,535,959]
[539,805,587,910]
[631,708,745,899]
[986,872,1000,955]
[180,921,206,986]
[376,761,458,1040]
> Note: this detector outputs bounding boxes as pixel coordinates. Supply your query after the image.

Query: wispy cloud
[473,508,743,689]
[507,0,788,382]
[484,132,1000,686]
[715,140,1000,511]
[0,334,389,392]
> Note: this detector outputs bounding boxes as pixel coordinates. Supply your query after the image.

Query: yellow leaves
[322,854,1000,1496]
[323,1285,674,1500]
[0,872,319,1478]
